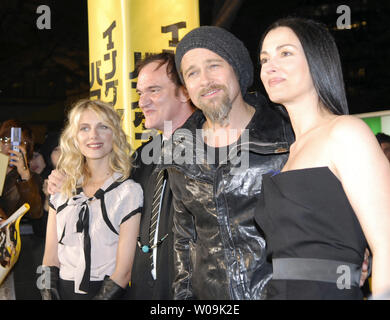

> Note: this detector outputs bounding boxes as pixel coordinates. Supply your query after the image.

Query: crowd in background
[0,120,59,299]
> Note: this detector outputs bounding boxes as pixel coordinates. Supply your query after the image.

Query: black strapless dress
[255,167,367,300]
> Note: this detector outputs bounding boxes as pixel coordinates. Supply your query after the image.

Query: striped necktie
[149,169,165,269]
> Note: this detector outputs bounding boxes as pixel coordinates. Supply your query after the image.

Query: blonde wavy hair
[57,99,132,197]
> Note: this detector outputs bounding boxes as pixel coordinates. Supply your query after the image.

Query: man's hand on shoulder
[47,170,66,195]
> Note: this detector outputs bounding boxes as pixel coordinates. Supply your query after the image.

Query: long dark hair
[259,17,349,115]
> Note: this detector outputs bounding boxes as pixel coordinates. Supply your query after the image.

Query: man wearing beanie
[159,26,294,299]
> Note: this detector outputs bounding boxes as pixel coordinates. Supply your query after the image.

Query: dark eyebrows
[136,85,161,94]
[183,65,195,77]
[260,43,299,55]
[205,58,224,64]
[183,58,224,77]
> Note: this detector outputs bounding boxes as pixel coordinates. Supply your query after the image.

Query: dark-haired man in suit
[127,52,194,299]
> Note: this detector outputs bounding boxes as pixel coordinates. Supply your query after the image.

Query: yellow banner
[87,0,199,150]
[0,204,30,286]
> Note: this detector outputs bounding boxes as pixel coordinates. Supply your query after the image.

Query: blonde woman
[41,100,143,300]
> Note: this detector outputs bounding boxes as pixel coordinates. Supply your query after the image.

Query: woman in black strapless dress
[256,17,390,299]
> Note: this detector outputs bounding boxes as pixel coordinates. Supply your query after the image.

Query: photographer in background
[0,119,43,299]
[0,120,42,220]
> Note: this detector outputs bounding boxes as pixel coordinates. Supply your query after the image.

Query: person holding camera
[0,119,43,220]
[0,119,43,300]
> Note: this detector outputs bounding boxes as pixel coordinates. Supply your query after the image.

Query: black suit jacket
[125,135,175,300]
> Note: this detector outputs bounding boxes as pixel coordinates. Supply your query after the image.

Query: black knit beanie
[175,26,253,95]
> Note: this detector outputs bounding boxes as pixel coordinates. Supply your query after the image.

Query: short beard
[197,85,232,127]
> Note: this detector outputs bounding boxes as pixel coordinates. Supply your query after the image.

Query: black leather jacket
[159,92,294,300]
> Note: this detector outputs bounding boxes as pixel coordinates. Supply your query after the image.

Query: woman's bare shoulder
[327,115,374,146]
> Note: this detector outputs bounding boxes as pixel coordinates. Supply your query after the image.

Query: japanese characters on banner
[87,0,199,150]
